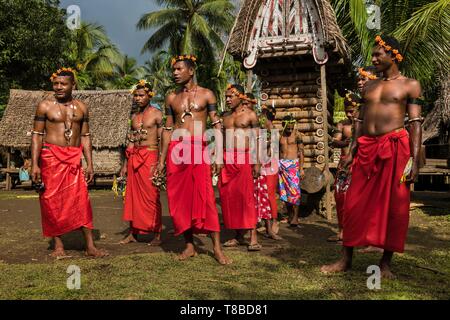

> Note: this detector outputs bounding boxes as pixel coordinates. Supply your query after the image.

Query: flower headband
[358,68,378,80]
[226,84,248,101]
[50,67,77,81]
[130,79,155,97]
[345,92,360,108]
[375,35,403,62]
[171,54,197,67]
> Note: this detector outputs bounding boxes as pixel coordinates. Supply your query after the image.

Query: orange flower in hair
[171,54,198,66]
[358,68,378,80]
[227,84,242,98]
[375,35,404,63]
[130,79,155,97]
[50,67,77,81]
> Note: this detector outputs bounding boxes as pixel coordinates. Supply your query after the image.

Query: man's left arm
[80,103,94,184]
[405,80,423,183]
[206,90,223,174]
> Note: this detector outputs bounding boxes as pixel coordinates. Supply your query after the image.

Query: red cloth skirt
[218,149,257,230]
[343,129,411,252]
[166,137,220,236]
[123,147,162,234]
[39,143,93,237]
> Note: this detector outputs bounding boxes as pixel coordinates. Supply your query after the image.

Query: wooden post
[5,148,11,191]
[320,65,332,221]
[246,69,253,93]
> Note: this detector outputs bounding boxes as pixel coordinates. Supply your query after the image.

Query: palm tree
[330,0,449,89]
[137,0,236,110]
[137,0,234,61]
[68,22,124,89]
[104,55,147,89]
[142,51,175,104]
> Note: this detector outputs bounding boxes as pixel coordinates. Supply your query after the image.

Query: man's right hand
[155,162,165,176]
[31,166,41,183]
[120,166,127,177]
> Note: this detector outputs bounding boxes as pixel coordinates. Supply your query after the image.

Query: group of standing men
[31,35,423,277]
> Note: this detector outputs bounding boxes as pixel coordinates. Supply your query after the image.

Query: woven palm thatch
[228,0,349,60]
[0,89,132,149]
[0,89,133,174]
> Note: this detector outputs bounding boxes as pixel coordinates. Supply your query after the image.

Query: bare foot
[86,247,109,258]
[265,233,283,240]
[49,248,72,259]
[177,248,198,261]
[358,246,384,254]
[320,259,351,274]
[119,234,137,245]
[247,243,262,251]
[327,234,342,242]
[148,238,162,246]
[380,264,396,279]
[272,221,280,235]
[213,250,233,265]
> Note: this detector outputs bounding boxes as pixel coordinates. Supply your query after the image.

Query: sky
[59,0,160,65]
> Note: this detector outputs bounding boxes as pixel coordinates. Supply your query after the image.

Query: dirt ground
[0,189,448,265]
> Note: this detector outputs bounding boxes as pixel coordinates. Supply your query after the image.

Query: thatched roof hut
[228,0,349,67]
[0,89,133,176]
[0,89,132,149]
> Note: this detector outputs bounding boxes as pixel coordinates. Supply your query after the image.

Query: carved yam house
[228,0,351,218]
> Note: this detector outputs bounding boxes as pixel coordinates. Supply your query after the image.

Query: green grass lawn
[1,236,448,299]
[0,190,448,300]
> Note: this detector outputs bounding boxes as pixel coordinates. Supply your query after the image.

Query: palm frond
[136,9,184,30]
[141,22,181,53]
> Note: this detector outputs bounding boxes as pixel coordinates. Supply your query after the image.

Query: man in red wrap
[321,35,423,278]
[219,85,261,251]
[155,55,231,265]
[328,92,361,243]
[31,68,108,258]
[119,80,162,246]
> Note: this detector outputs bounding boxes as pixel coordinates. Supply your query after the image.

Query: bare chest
[132,109,158,129]
[365,81,408,106]
[225,111,253,129]
[172,92,207,114]
[46,103,84,123]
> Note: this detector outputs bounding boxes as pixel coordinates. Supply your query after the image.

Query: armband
[407,97,425,106]
[407,117,424,124]
[207,104,217,112]
[34,115,46,122]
